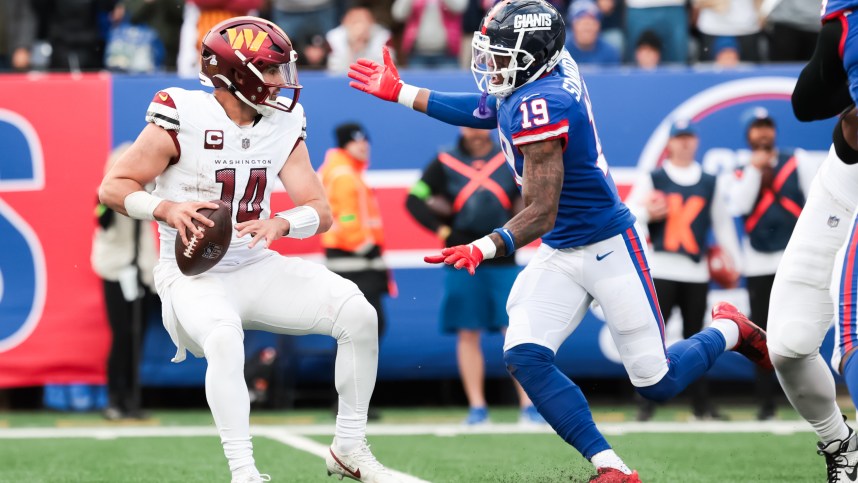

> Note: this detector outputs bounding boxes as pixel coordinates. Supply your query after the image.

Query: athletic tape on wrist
[124,191,163,221]
[398,84,420,109]
[492,227,516,255]
[275,205,320,239]
[472,235,497,260]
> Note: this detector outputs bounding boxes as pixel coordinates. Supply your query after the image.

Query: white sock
[203,326,255,474]
[710,319,739,351]
[331,297,379,454]
[591,449,632,475]
[771,352,849,443]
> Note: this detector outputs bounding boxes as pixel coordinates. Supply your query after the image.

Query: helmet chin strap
[212,73,271,116]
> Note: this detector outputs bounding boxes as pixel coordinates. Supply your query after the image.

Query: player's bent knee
[635,376,676,403]
[503,343,555,383]
[202,325,245,368]
[333,295,378,343]
[770,350,814,372]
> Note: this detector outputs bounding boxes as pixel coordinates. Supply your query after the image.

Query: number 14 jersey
[146,88,306,269]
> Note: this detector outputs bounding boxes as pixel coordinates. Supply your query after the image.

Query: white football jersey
[147,87,306,270]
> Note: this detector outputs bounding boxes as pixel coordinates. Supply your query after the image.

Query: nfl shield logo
[829,215,840,228]
[242,138,250,150]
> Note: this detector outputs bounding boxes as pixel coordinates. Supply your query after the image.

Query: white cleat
[818,427,858,482]
[326,439,402,482]
[230,467,271,483]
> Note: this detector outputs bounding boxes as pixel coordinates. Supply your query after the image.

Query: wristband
[472,235,497,260]
[492,227,516,256]
[124,191,164,221]
[398,84,420,109]
[275,205,320,239]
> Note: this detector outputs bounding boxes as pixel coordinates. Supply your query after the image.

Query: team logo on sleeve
[204,130,224,150]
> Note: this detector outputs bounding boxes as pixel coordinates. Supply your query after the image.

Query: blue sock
[843,351,858,410]
[504,343,610,460]
[637,328,726,402]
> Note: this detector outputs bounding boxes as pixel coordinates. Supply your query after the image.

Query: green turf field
[0,407,833,482]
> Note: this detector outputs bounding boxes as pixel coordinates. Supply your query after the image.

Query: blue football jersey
[495,50,635,249]
[823,0,858,18]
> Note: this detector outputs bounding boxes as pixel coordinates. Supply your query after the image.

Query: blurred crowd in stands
[0,0,819,75]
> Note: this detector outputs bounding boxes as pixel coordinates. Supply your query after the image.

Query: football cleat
[711,302,773,370]
[818,427,858,482]
[326,439,401,482]
[588,468,642,482]
[230,467,270,483]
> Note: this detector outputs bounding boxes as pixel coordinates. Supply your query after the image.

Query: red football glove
[424,244,484,275]
[348,46,403,103]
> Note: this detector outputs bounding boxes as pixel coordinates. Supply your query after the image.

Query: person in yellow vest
[319,123,392,339]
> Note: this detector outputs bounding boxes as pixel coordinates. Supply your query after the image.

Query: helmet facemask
[471,32,535,98]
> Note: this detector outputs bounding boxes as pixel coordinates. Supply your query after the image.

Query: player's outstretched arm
[348,46,497,129]
[99,123,218,246]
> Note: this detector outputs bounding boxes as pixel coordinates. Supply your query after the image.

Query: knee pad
[503,343,554,383]
[833,116,858,165]
[332,295,378,344]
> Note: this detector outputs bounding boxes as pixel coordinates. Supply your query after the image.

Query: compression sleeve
[426,91,498,129]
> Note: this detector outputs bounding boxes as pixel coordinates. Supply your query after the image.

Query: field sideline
[0,408,834,482]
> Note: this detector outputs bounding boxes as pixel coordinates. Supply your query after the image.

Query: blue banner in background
[115,66,837,386]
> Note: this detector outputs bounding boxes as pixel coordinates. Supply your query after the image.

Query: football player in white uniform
[99,16,400,483]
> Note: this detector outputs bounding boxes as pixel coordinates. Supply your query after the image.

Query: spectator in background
[392,0,466,68]
[712,35,741,68]
[625,120,741,422]
[564,0,620,67]
[297,33,329,70]
[405,127,545,426]
[595,0,625,55]
[459,0,492,68]
[634,29,662,69]
[728,108,819,420]
[124,0,185,71]
[31,0,121,71]
[624,0,688,64]
[176,0,262,77]
[326,6,391,74]
[694,0,762,63]
[92,143,159,421]
[763,0,820,62]
[318,123,393,343]
[270,0,337,52]
[0,0,36,71]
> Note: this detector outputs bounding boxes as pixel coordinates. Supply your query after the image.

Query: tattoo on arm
[491,140,563,256]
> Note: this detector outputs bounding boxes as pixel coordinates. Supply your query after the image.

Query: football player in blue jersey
[349,1,772,481]
[760,0,858,480]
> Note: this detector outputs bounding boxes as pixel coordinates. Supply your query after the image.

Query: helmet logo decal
[513,13,552,29]
[226,28,268,52]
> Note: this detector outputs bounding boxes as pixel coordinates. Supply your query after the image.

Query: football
[174,201,232,276]
[707,245,739,288]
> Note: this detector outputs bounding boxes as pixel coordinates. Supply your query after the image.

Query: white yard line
[0,420,814,440]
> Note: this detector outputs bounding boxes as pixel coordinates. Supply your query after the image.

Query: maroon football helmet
[200,16,301,114]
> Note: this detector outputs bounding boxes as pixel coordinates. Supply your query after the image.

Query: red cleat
[711,301,773,371]
[588,468,642,482]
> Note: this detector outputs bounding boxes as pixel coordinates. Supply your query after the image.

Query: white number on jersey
[520,99,549,129]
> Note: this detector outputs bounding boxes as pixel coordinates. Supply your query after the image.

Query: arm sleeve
[426,92,498,129]
[728,165,763,216]
[712,176,743,273]
[625,172,654,225]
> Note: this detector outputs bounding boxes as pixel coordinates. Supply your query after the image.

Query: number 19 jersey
[496,51,635,249]
[146,88,306,269]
